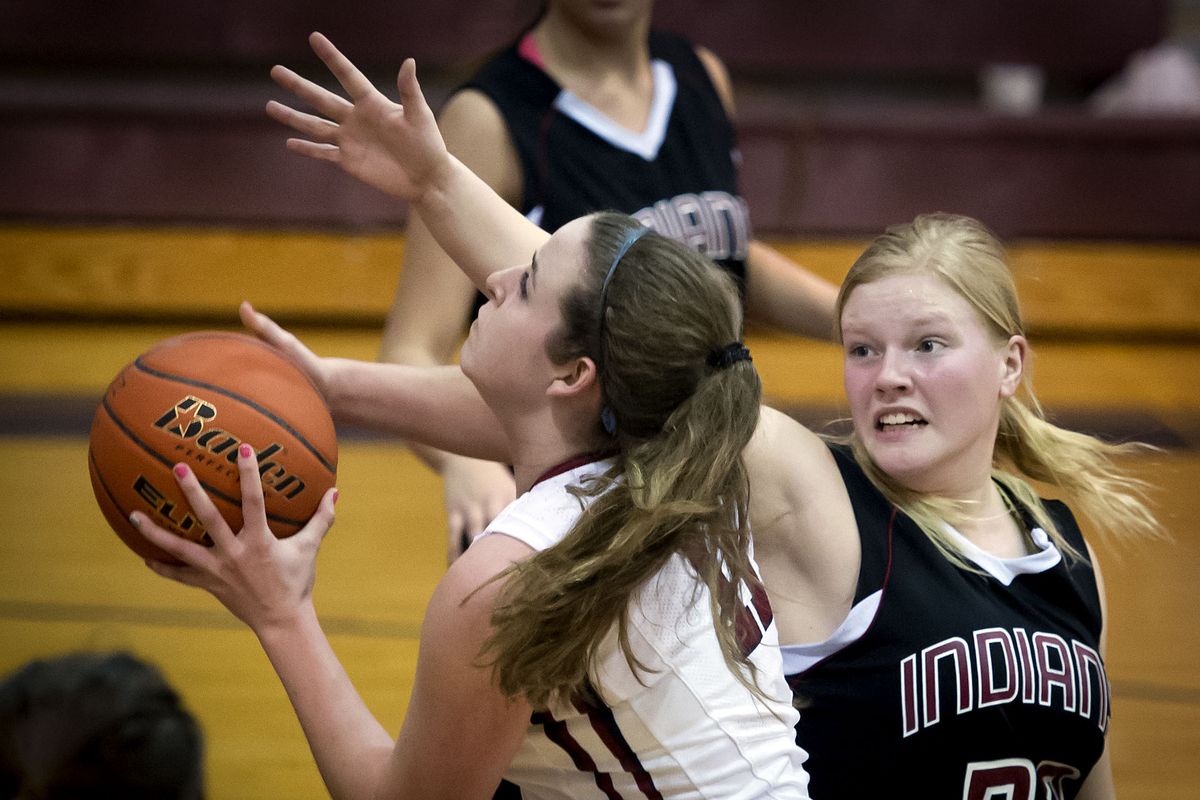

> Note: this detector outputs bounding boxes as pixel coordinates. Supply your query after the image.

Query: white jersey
[480,458,810,799]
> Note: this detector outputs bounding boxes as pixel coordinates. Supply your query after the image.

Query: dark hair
[485,211,764,708]
[0,652,203,800]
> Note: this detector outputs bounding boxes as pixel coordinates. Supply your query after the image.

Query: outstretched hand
[132,446,338,635]
[266,32,448,201]
[239,301,332,399]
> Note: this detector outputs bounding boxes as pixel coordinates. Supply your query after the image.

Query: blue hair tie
[598,225,650,326]
[596,225,650,436]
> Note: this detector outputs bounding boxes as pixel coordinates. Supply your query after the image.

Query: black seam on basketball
[89,445,131,524]
[101,396,310,528]
[163,333,328,398]
[132,353,336,475]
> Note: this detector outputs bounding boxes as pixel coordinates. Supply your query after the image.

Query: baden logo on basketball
[153,395,307,501]
[132,474,209,541]
[89,331,337,563]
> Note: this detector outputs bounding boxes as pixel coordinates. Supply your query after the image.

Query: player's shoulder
[439,89,506,137]
[430,533,535,629]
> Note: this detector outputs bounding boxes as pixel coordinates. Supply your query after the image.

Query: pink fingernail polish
[240,443,253,459]
[173,464,189,478]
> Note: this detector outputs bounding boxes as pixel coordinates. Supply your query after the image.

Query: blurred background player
[379,0,838,556]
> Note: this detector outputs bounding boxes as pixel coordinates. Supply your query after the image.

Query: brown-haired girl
[132,38,811,799]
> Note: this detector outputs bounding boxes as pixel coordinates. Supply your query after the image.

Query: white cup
[981,63,1045,115]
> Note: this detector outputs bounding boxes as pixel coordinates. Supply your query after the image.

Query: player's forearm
[411,154,550,287]
[745,240,839,340]
[255,603,395,800]
[321,358,510,461]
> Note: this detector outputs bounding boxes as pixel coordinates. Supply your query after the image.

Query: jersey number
[963,758,1080,800]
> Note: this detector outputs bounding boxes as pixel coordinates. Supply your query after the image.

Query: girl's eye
[518,272,529,299]
[847,344,871,358]
[917,339,942,353]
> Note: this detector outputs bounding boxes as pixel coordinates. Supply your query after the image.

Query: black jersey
[784,444,1109,799]
[462,30,750,289]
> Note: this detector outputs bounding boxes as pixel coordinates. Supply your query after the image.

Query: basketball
[87,331,338,562]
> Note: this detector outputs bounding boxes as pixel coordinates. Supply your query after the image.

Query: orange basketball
[88,331,338,562]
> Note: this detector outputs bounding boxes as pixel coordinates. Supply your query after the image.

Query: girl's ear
[547,356,599,399]
[999,335,1027,399]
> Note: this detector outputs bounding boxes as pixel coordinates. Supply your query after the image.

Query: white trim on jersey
[941,524,1062,586]
[552,59,677,161]
[782,589,882,675]
[783,526,1063,675]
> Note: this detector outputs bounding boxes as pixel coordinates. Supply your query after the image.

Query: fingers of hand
[130,512,217,571]
[236,446,269,540]
[238,301,266,336]
[285,138,342,164]
[396,58,421,109]
[309,32,377,102]
[239,303,292,350]
[294,487,338,556]
[171,464,237,548]
[269,65,354,122]
[265,100,340,143]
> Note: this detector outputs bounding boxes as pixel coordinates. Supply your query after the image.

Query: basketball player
[265,35,1160,798]
[133,210,813,795]
[377,0,837,557]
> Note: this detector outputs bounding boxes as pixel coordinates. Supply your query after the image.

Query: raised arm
[267,32,549,288]
[377,89,525,557]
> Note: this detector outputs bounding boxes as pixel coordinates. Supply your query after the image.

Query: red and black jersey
[461,30,749,291]
[784,444,1109,799]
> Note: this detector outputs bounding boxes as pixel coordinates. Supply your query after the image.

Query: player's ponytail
[482,212,766,709]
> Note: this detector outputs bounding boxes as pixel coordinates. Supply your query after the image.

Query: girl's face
[548,0,655,34]
[839,271,1024,495]
[460,217,590,411]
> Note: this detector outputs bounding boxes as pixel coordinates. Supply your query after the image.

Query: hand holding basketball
[133,447,338,633]
[238,301,330,396]
[88,330,337,562]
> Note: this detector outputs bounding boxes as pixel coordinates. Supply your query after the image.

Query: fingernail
[332,489,339,505]
[129,512,141,528]
[240,443,253,459]
[173,464,189,478]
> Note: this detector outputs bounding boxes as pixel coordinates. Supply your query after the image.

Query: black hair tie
[707,342,751,369]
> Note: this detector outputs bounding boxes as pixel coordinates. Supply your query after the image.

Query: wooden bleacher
[1,0,1195,239]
